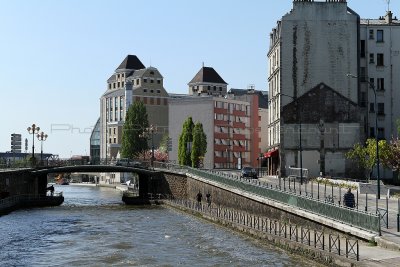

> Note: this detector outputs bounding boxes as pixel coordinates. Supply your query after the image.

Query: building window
[122,73,124,78]
[156,89,161,93]
[149,98,154,105]
[213,86,216,91]
[150,89,154,93]
[377,78,384,91]
[377,30,384,42]
[150,79,154,83]
[108,84,111,89]
[208,86,211,91]
[150,71,154,75]
[378,128,385,139]
[113,83,116,89]
[370,127,375,138]
[156,98,160,105]
[113,137,116,144]
[369,53,374,64]
[122,81,124,87]
[117,74,120,79]
[360,92,366,107]
[143,89,147,93]
[117,82,120,87]
[157,80,161,84]
[360,40,365,58]
[370,103,375,113]
[144,79,147,83]
[377,53,384,66]
[360,67,366,81]
[378,103,385,115]
[219,87,222,91]
[369,29,374,39]
[369,78,374,89]
[143,97,148,104]
[109,138,112,143]
[136,79,139,85]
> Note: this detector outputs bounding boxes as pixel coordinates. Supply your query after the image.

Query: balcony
[214,144,229,151]
[214,119,229,126]
[214,157,229,164]
[233,133,246,140]
[214,132,228,139]
[233,121,246,128]
[232,145,246,153]
[233,110,246,116]
[214,107,228,114]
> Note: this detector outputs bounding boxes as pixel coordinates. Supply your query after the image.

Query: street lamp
[146,125,156,167]
[280,93,303,184]
[347,73,380,199]
[36,132,48,166]
[27,124,40,166]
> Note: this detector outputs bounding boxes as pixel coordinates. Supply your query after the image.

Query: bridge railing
[153,163,379,233]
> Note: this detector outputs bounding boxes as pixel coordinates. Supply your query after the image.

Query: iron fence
[168,198,359,261]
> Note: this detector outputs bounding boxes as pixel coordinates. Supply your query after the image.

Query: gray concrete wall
[168,97,214,168]
[281,1,359,103]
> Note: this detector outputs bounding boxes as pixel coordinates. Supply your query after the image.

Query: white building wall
[280,2,359,103]
[168,97,214,169]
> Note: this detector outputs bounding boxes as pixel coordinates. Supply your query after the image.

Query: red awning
[264,149,278,158]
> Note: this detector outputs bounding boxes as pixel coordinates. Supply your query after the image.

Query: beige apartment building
[100,55,169,162]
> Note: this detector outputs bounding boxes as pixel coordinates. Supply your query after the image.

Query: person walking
[343,188,355,208]
[196,191,202,209]
[206,192,211,208]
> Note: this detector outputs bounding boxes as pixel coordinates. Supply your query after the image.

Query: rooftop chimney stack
[385,10,393,24]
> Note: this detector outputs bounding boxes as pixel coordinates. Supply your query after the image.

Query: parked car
[115,158,142,168]
[241,166,257,179]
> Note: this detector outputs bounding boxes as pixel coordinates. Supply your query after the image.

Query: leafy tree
[178,117,194,166]
[121,101,149,159]
[346,138,390,180]
[191,122,207,167]
[158,133,169,153]
[382,137,400,172]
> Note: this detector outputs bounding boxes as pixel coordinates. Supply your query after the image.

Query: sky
[0,0,397,158]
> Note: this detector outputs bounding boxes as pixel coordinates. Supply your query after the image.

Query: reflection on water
[0,185,311,266]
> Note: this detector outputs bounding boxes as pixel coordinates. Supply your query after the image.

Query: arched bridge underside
[31,165,159,175]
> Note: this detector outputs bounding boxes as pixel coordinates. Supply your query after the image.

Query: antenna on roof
[150,57,152,67]
[202,62,204,68]
[385,0,391,11]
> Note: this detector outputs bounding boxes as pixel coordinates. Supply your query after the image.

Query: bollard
[317,182,320,200]
[398,198,400,232]
[387,197,389,229]
[365,193,368,212]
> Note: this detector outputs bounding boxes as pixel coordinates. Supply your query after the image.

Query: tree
[346,138,390,180]
[120,101,149,159]
[382,137,400,172]
[191,122,207,167]
[178,117,194,166]
[158,133,169,153]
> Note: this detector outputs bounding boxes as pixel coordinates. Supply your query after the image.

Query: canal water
[0,185,313,266]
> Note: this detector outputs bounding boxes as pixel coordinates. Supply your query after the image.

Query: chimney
[385,11,393,24]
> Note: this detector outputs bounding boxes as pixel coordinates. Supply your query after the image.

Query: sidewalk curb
[375,237,400,252]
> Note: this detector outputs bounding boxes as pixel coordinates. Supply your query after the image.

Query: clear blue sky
[0,0,397,158]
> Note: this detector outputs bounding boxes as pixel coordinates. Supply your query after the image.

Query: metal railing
[167,198,359,261]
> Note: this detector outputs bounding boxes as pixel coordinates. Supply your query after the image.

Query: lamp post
[280,93,303,184]
[347,73,380,199]
[146,125,156,167]
[36,132,48,166]
[27,124,40,166]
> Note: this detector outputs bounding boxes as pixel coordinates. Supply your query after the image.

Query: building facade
[360,11,400,141]
[89,118,100,164]
[267,0,362,177]
[188,66,228,96]
[99,55,169,161]
[168,94,260,169]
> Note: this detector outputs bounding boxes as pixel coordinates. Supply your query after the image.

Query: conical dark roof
[189,67,227,84]
[116,55,145,70]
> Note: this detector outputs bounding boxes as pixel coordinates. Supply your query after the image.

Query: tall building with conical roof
[100,55,169,168]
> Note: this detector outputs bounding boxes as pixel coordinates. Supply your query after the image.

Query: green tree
[158,133,169,153]
[382,137,400,172]
[346,138,390,180]
[121,101,149,159]
[191,122,207,167]
[178,117,194,166]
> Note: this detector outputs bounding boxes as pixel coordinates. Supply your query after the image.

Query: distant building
[89,118,100,164]
[188,66,228,96]
[169,94,260,169]
[99,55,169,161]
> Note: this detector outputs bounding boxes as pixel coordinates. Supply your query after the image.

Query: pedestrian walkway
[258,175,400,254]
